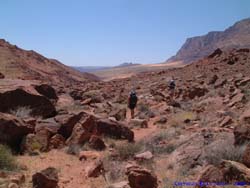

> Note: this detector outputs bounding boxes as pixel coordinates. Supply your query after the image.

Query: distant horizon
[1,0,249,66]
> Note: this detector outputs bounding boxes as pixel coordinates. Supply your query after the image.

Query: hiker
[168,77,176,101]
[128,90,138,119]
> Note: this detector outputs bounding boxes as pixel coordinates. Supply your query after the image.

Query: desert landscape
[0,3,250,188]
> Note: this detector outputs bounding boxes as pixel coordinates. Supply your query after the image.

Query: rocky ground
[0,48,250,188]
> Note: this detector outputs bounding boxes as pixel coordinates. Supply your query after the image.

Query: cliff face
[167,18,250,63]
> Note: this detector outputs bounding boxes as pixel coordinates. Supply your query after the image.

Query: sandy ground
[17,109,158,188]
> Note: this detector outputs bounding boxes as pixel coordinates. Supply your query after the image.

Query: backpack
[169,80,176,89]
[130,92,138,106]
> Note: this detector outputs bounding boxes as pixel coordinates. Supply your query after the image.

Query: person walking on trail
[128,90,138,119]
[168,77,176,101]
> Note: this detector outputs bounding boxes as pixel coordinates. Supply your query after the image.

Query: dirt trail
[18,150,92,188]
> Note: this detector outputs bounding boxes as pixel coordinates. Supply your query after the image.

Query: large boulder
[48,134,65,150]
[126,164,158,188]
[21,129,52,154]
[32,167,59,188]
[66,115,96,146]
[0,113,34,150]
[0,171,25,188]
[56,112,87,139]
[109,107,127,121]
[96,119,134,142]
[34,84,58,100]
[35,119,60,134]
[195,165,224,188]
[88,135,106,151]
[220,160,250,182]
[0,89,56,118]
[86,160,104,178]
[234,124,250,145]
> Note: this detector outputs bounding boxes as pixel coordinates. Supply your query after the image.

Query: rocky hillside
[0,48,250,188]
[167,18,250,63]
[0,39,99,84]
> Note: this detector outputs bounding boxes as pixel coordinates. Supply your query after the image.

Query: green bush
[0,145,17,171]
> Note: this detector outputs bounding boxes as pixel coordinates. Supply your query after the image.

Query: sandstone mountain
[167,18,250,63]
[0,39,99,83]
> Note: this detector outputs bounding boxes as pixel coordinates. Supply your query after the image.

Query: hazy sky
[0,0,249,66]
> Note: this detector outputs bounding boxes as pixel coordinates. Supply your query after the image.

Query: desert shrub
[9,106,32,118]
[168,111,197,128]
[30,141,42,151]
[0,145,17,171]
[66,144,82,155]
[103,160,126,183]
[243,89,250,102]
[115,142,144,160]
[137,103,150,113]
[83,90,103,103]
[142,129,180,155]
[204,140,246,166]
[103,137,116,148]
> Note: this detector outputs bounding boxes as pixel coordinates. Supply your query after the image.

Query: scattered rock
[134,151,153,160]
[48,134,65,150]
[234,124,250,145]
[219,116,233,127]
[56,112,88,139]
[153,116,167,125]
[86,160,104,178]
[81,98,92,105]
[195,165,223,188]
[240,108,250,124]
[8,183,19,188]
[0,113,34,150]
[129,119,148,128]
[183,87,208,100]
[69,90,84,100]
[32,167,59,188]
[21,134,41,155]
[208,48,223,58]
[78,151,101,161]
[106,181,130,188]
[66,115,96,146]
[35,119,60,134]
[109,107,127,121]
[126,164,158,188]
[214,79,227,89]
[88,135,106,151]
[208,74,218,85]
[228,92,245,107]
[220,160,250,182]
[34,84,58,100]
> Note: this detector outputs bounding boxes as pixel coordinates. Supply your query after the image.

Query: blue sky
[0,0,249,66]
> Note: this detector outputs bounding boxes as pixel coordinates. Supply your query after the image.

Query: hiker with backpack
[168,77,176,101]
[128,90,138,119]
